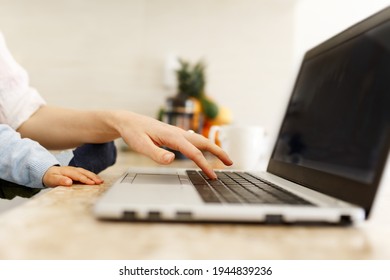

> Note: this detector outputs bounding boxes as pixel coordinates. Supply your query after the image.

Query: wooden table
[0,151,389,260]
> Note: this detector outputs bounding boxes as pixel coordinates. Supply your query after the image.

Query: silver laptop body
[94,6,390,225]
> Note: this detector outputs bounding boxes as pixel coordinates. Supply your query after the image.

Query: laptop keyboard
[186,170,312,205]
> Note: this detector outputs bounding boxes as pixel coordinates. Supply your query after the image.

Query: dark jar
[162,95,203,133]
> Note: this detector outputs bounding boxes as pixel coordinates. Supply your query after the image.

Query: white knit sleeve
[0,32,46,129]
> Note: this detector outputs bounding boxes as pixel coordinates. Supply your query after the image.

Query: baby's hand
[43,166,104,187]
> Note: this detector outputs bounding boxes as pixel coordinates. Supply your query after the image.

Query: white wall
[0,0,297,144]
[294,0,390,61]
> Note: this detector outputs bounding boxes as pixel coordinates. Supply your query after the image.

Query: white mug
[209,125,267,170]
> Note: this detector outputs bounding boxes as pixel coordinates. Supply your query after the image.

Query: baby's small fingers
[62,167,103,185]
[45,174,73,187]
[76,168,104,184]
[57,175,73,186]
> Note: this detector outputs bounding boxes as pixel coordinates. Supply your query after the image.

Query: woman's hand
[114,111,233,179]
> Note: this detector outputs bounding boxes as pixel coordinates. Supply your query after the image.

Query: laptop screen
[268,7,390,216]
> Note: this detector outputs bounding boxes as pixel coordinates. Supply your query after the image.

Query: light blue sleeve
[0,124,60,188]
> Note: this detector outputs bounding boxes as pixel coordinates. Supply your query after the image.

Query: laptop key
[203,178,241,203]
[188,170,311,205]
[192,184,222,203]
[225,184,268,204]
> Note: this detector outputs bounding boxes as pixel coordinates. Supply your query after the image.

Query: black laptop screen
[269,10,390,215]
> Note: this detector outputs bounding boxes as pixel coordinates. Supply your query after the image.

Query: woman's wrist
[107,109,134,138]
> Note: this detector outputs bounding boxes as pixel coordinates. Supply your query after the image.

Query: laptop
[94,6,390,225]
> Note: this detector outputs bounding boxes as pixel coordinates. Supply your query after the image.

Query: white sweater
[0,32,60,188]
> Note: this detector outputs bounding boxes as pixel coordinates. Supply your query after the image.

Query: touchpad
[132,174,181,185]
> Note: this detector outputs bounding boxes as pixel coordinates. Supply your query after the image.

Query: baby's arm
[0,124,102,188]
[0,124,57,188]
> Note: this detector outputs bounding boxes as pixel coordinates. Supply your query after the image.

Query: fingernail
[162,153,174,163]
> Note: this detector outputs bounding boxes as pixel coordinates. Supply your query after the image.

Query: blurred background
[0,0,388,155]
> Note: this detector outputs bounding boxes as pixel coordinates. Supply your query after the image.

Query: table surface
[0,151,390,260]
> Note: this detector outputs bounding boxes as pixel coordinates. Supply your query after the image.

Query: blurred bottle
[163,95,194,131]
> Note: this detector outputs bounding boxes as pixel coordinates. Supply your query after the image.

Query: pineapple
[176,59,219,120]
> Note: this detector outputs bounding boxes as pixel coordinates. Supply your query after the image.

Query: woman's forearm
[17,105,121,149]
[17,105,233,178]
